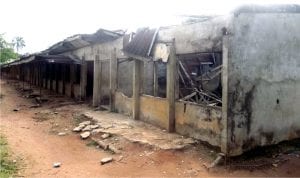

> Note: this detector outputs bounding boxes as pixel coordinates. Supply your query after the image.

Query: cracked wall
[227,13,300,156]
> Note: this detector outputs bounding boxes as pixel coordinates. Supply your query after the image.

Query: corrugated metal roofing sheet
[2,54,82,67]
[45,29,124,55]
[123,28,158,60]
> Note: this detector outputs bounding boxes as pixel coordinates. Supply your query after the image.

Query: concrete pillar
[93,55,102,107]
[109,48,117,111]
[50,64,53,91]
[55,64,59,93]
[70,64,76,97]
[166,42,177,133]
[62,64,66,95]
[221,36,229,155]
[132,59,143,120]
[153,61,158,97]
[80,56,87,100]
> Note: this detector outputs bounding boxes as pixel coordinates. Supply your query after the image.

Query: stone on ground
[82,125,92,131]
[80,131,91,139]
[79,121,91,126]
[91,128,102,134]
[53,162,61,168]
[100,157,113,165]
[90,124,99,129]
[101,133,110,139]
[73,125,85,132]
[58,132,66,136]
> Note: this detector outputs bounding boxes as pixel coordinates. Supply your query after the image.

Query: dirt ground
[1,79,300,177]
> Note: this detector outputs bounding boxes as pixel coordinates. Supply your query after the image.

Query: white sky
[1,0,299,54]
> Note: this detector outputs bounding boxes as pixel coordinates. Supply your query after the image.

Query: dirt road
[0,79,300,177]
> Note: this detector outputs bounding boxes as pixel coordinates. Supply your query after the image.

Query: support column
[93,55,102,107]
[62,64,66,95]
[153,61,158,97]
[39,62,42,95]
[166,42,177,133]
[221,36,229,155]
[55,64,59,93]
[45,64,48,89]
[109,48,117,111]
[80,56,87,100]
[29,65,32,89]
[50,64,53,91]
[70,64,76,98]
[132,59,143,120]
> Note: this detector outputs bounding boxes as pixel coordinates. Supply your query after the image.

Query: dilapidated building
[2,4,300,156]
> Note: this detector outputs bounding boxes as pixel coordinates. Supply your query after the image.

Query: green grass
[0,93,4,100]
[86,140,98,147]
[73,114,89,125]
[0,135,17,178]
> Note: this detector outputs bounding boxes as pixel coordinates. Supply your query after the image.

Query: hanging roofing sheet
[123,28,158,61]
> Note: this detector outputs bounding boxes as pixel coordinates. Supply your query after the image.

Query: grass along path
[0,134,18,178]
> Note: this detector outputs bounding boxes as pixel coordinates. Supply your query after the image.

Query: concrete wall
[140,95,169,129]
[64,37,125,61]
[226,13,300,156]
[176,102,222,146]
[115,91,132,116]
[157,16,229,54]
[114,91,223,147]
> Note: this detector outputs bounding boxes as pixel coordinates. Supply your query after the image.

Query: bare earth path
[0,79,300,177]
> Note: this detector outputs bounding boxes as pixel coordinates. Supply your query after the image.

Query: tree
[0,34,19,64]
[12,36,25,53]
[0,48,18,63]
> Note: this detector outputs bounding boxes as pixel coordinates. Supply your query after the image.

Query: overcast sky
[1,0,299,54]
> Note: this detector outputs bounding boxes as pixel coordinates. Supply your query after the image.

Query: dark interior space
[86,61,94,99]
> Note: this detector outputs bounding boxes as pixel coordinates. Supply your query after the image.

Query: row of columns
[16,58,87,100]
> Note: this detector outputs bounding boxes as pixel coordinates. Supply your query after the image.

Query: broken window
[177,52,222,106]
[117,58,133,97]
[154,60,167,98]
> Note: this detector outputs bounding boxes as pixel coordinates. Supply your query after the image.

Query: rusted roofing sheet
[123,28,158,60]
[45,29,124,55]
[4,54,81,66]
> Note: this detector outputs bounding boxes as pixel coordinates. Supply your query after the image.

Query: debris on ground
[26,94,41,98]
[79,121,91,126]
[83,112,196,150]
[73,125,85,132]
[101,133,110,139]
[108,144,121,154]
[80,131,91,139]
[117,156,124,162]
[58,132,67,136]
[272,163,278,167]
[82,125,92,131]
[32,110,53,122]
[90,124,99,129]
[204,153,225,170]
[100,157,113,165]
[53,162,61,168]
[91,129,102,134]
[92,138,109,150]
[13,108,20,112]
[29,104,41,108]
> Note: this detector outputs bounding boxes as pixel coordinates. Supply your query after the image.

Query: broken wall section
[115,91,222,147]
